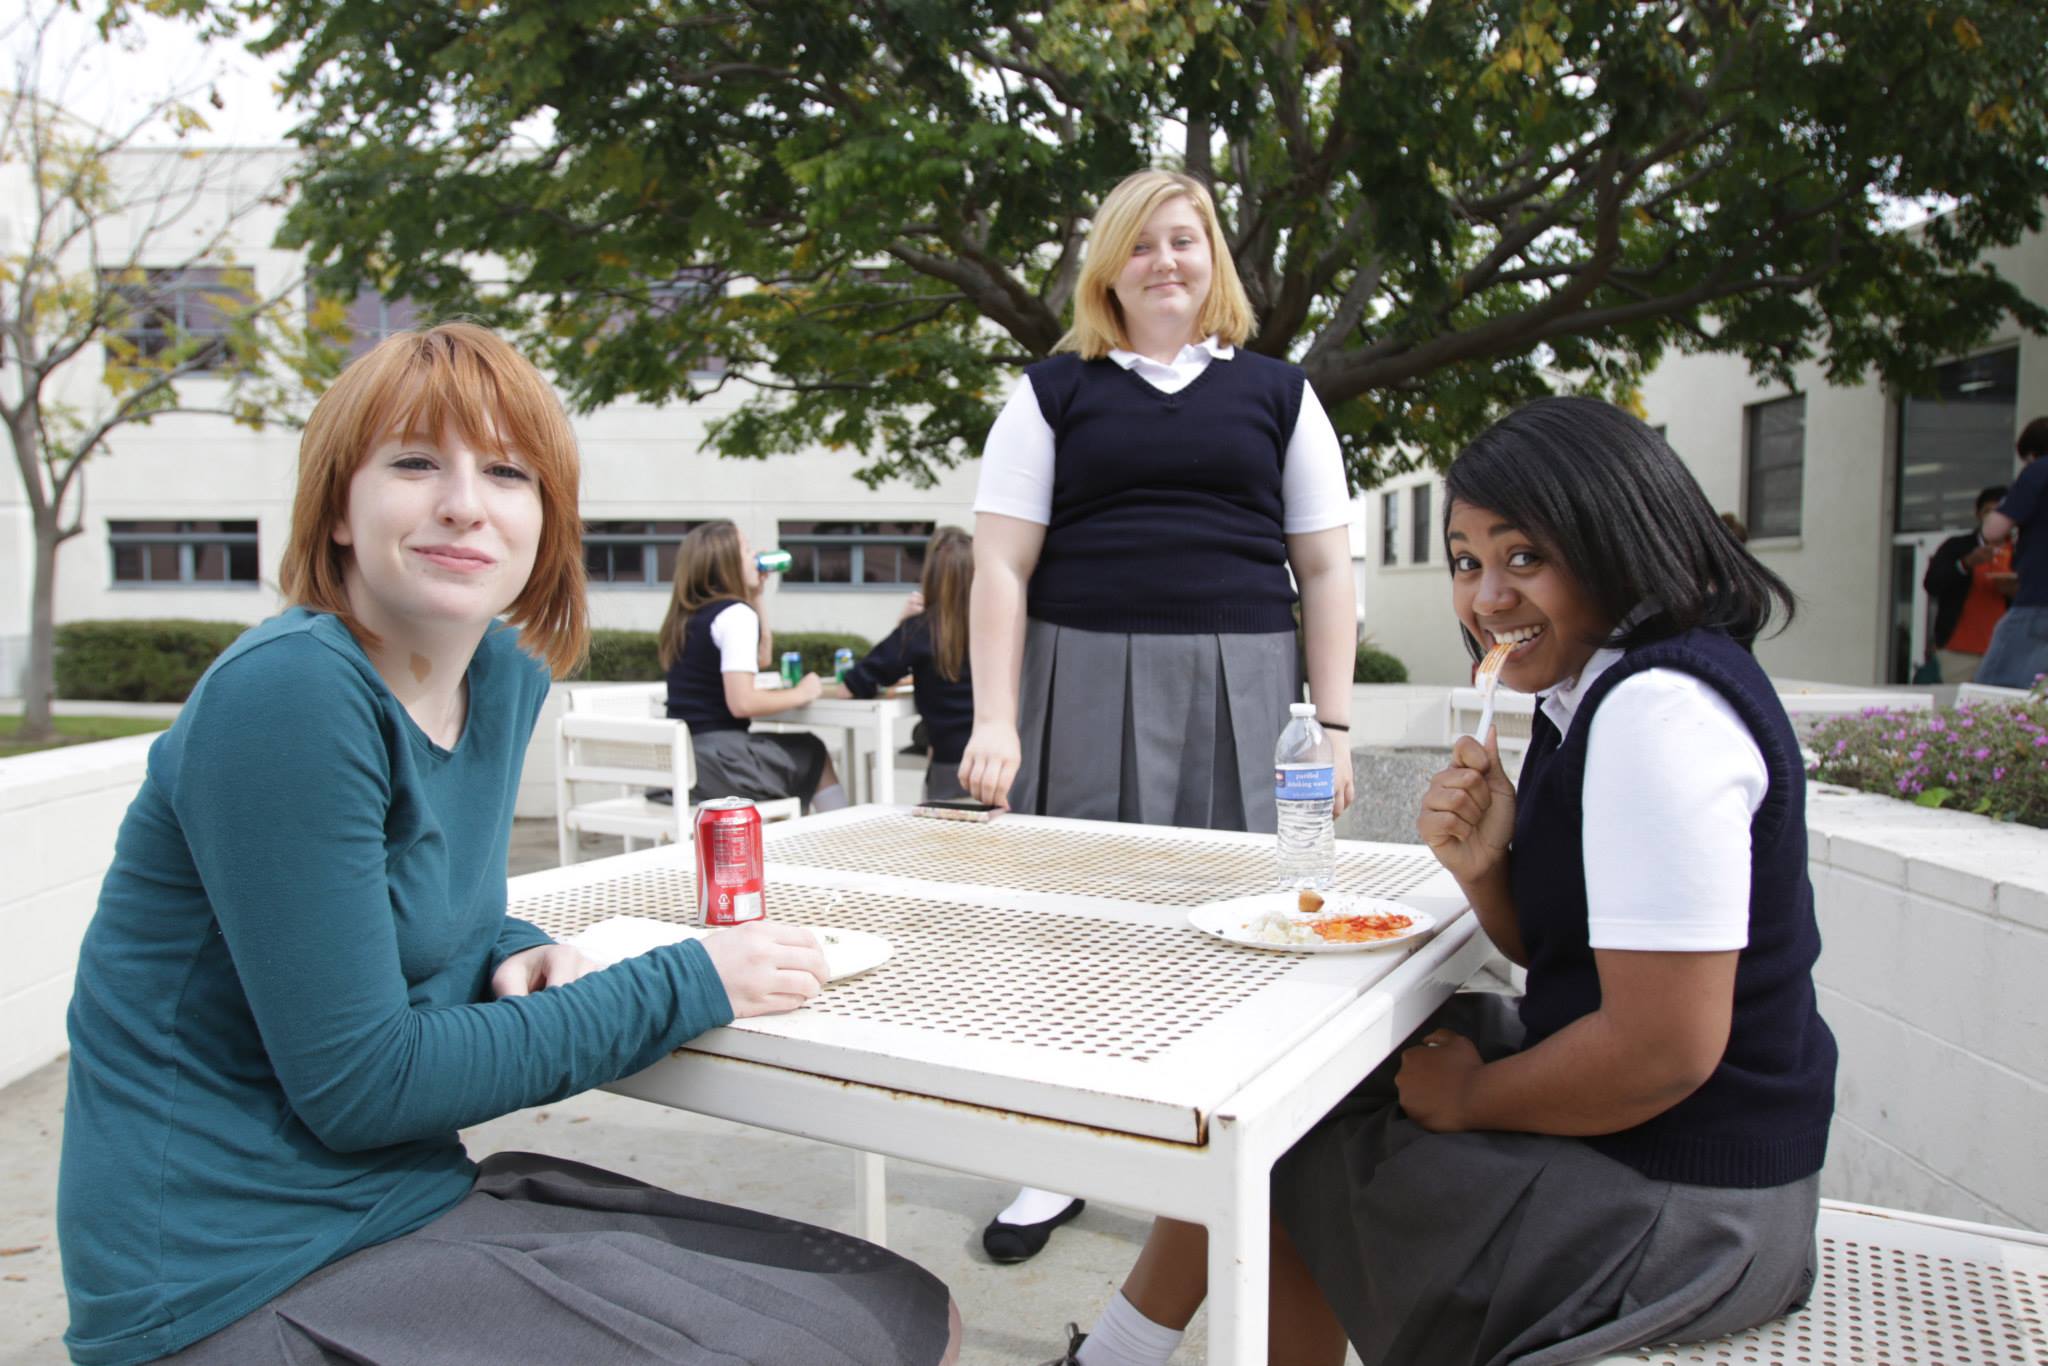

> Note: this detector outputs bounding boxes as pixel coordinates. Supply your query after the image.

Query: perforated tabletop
[511,807,1470,1143]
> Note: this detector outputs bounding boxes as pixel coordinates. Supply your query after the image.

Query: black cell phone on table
[911,798,1002,823]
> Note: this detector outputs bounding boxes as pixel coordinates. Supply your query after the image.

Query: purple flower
[1896,776,1913,793]
[1973,748,1991,761]
[1833,739,1849,753]
[1994,767,2007,781]
[1947,771,1958,783]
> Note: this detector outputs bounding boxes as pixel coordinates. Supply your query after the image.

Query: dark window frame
[582,520,706,588]
[1380,491,1399,567]
[109,519,260,588]
[1409,484,1432,565]
[1744,394,1807,540]
[103,266,250,371]
[778,521,935,590]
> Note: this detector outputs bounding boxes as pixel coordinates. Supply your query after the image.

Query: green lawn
[0,713,171,759]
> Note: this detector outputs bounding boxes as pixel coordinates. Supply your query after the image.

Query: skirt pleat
[1011,619,1297,834]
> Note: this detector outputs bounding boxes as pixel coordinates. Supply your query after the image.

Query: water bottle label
[1274,766,1334,801]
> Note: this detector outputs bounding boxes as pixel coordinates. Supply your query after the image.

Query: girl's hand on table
[1395,1029,1484,1132]
[702,921,828,1017]
[492,943,602,998]
[1417,728,1516,885]
[960,721,1020,808]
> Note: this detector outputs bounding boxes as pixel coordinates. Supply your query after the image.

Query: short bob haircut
[1442,396,1796,657]
[279,322,590,678]
[1057,170,1256,359]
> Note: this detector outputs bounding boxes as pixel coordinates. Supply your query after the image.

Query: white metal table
[508,806,1489,1365]
[752,685,917,805]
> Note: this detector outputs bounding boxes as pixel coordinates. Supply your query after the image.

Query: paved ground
[7,789,1384,1364]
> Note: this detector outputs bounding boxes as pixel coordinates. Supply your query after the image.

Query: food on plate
[1309,912,1414,943]
[1245,907,1414,946]
[1297,889,1325,914]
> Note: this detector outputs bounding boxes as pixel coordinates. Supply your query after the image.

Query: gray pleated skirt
[689,727,829,808]
[1273,994,1821,1366]
[1010,619,1299,834]
[161,1152,952,1366]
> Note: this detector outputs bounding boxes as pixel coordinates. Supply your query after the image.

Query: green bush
[1807,688,2048,828]
[1353,642,1409,684]
[577,628,874,682]
[54,619,249,702]
[580,629,664,681]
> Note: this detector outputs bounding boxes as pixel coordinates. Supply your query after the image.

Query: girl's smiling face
[335,429,541,643]
[1445,499,1616,692]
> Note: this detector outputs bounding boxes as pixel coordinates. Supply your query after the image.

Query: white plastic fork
[1469,640,1516,743]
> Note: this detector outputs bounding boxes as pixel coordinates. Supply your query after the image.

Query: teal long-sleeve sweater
[58,610,733,1365]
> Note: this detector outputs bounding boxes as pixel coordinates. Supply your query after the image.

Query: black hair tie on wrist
[1320,721,1350,732]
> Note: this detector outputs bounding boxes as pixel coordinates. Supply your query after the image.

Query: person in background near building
[961,168,1358,1268]
[1042,397,1835,1366]
[1976,417,2048,690]
[828,526,976,800]
[659,519,849,811]
[58,324,958,1366]
[1922,485,2013,685]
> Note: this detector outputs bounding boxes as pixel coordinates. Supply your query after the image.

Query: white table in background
[509,806,1487,1366]
[750,680,917,805]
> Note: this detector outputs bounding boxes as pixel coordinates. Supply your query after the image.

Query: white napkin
[568,915,890,983]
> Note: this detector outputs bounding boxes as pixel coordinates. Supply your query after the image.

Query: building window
[778,521,934,588]
[103,266,251,369]
[314,286,424,363]
[1744,395,1806,539]
[1894,347,2020,534]
[1409,484,1432,565]
[1380,492,1399,567]
[109,520,259,586]
[583,520,704,587]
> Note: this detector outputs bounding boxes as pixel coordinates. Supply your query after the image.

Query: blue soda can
[780,651,803,687]
[833,647,854,681]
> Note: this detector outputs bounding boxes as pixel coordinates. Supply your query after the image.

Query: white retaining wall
[1808,785,2048,1231]
[0,734,156,1089]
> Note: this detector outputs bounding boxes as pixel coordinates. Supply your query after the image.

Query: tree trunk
[16,507,61,744]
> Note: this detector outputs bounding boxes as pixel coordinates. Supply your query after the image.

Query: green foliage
[1807,687,2048,829]
[0,713,172,758]
[52,620,249,702]
[1354,643,1409,685]
[234,0,2048,489]
[576,629,872,682]
[579,629,665,682]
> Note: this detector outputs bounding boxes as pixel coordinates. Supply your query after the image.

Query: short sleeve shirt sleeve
[1582,668,1768,952]
[708,603,761,674]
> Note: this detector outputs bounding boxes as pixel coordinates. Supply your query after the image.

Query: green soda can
[780,651,803,687]
[755,548,794,575]
[833,647,854,681]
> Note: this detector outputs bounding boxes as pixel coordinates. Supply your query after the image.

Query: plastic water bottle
[1275,702,1336,889]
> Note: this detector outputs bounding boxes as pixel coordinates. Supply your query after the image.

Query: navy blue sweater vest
[664,602,750,734]
[1510,628,1837,1187]
[1024,351,1303,634]
[840,614,974,765]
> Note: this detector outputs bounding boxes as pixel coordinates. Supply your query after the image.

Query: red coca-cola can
[694,797,765,926]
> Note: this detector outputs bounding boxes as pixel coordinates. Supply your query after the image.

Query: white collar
[1108,335,1233,371]
[1535,602,1660,739]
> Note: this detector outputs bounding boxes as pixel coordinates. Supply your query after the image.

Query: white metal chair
[1584,1199,2048,1364]
[555,714,696,866]
[554,711,804,866]
[563,681,666,718]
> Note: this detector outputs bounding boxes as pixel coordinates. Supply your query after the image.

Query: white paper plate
[1187,892,1437,954]
[569,915,892,982]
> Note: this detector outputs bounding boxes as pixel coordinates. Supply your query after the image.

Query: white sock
[810,783,848,813]
[1075,1292,1183,1366]
[997,1185,1077,1226]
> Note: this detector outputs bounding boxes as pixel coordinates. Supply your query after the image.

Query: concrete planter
[1806,783,2048,1232]
[0,734,155,1089]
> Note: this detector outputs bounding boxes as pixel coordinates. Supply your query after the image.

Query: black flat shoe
[1038,1322,1086,1365]
[982,1198,1086,1263]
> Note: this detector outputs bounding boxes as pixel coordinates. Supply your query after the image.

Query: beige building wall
[1360,219,2048,689]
